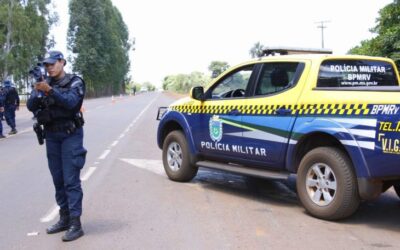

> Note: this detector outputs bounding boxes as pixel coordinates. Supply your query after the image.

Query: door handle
[228,109,241,116]
[275,108,292,115]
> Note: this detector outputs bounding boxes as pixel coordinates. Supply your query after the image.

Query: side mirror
[190,86,204,101]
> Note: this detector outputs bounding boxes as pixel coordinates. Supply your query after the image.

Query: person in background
[0,85,5,138]
[0,85,4,122]
[3,80,19,135]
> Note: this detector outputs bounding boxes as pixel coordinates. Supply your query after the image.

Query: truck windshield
[317,60,399,88]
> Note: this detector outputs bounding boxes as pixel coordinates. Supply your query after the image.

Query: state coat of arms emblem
[209,115,223,142]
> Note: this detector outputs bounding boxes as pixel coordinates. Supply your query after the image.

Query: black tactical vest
[47,74,85,122]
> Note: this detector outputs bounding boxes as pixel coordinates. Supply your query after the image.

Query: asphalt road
[0,92,399,250]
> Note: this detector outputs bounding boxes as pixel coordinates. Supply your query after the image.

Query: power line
[316,20,330,48]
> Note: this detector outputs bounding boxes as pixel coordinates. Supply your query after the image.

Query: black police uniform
[0,87,4,137]
[3,81,19,134]
[27,73,87,241]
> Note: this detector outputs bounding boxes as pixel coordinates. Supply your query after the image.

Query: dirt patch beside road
[163,91,188,100]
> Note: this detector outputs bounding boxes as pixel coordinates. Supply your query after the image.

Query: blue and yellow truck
[157,49,400,220]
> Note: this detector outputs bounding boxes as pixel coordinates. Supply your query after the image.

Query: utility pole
[316,20,330,48]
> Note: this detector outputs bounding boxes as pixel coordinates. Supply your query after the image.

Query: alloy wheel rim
[305,163,337,206]
[167,142,182,172]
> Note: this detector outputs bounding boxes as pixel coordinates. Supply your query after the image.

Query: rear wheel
[297,147,360,220]
[394,184,400,198]
[162,130,198,182]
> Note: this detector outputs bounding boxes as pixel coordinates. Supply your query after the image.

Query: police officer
[3,80,19,134]
[0,86,5,138]
[0,85,4,122]
[27,51,87,242]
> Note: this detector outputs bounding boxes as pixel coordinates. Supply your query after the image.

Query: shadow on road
[194,169,299,207]
[83,219,129,235]
[194,169,400,231]
[342,191,400,231]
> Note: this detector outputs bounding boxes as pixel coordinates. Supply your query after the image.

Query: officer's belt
[44,120,82,133]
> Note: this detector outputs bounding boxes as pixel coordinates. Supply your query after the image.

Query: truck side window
[255,62,301,96]
[317,60,398,87]
[210,65,254,99]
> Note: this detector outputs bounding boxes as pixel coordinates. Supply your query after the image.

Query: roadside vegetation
[0,1,399,96]
[0,0,132,97]
[348,1,400,67]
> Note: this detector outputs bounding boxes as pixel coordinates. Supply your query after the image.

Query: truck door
[190,64,259,160]
[235,62,307,169]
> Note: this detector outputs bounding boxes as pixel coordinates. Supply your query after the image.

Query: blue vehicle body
[157,54,400,210]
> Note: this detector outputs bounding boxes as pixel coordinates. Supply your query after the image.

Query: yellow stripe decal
[171,104,373,116]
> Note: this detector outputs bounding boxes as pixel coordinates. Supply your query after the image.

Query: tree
[348,1,400,66]
[249,41,265,58]
[163,71,210,93]
[68,0,132,97]
[208,61,230,78]
[142,81,156,91]
[0,0,55,91]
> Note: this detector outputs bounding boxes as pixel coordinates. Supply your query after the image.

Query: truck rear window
[317,60,398,87]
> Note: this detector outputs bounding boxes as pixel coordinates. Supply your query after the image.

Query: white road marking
[19,127,33,134]
[27,232,40,236]
[120,158,165,176]
[98,149,111,160]
[40,204,60,223]
[97,97,158,160]
[81,167,97,181]
[2,127,33,139]
[119,158,205,188]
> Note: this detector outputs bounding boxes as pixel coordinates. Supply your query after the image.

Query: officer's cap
[3,80,11,87]
[43,51,66,65]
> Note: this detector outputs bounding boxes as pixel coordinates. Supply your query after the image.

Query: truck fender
[157,111,197,155]
[285,117,373,179]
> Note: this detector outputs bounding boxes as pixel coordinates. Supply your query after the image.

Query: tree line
[68,0,132,97]
[1,1,399,96]
[162,61,230,94]
[348,0,400,67]
[0,0,55,92]
[0,0,132,97]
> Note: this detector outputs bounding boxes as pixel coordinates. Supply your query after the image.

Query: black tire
[296,147,360,220]
[162,130,198,182]
[381,182,392,193]
[394,184,400,198]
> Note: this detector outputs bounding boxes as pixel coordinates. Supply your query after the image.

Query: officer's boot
[46,210,70,234]
[62,216,84,242]
[8,128,17,135]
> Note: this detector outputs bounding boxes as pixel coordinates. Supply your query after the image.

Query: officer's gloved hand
[35,82,52,94]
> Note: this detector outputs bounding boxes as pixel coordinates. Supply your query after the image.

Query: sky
[50,0,393,87]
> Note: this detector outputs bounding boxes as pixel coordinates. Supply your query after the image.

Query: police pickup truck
[157,48,400,220]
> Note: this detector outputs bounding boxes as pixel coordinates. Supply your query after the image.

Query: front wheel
[296,147,360,220]
[162,130,198,182]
